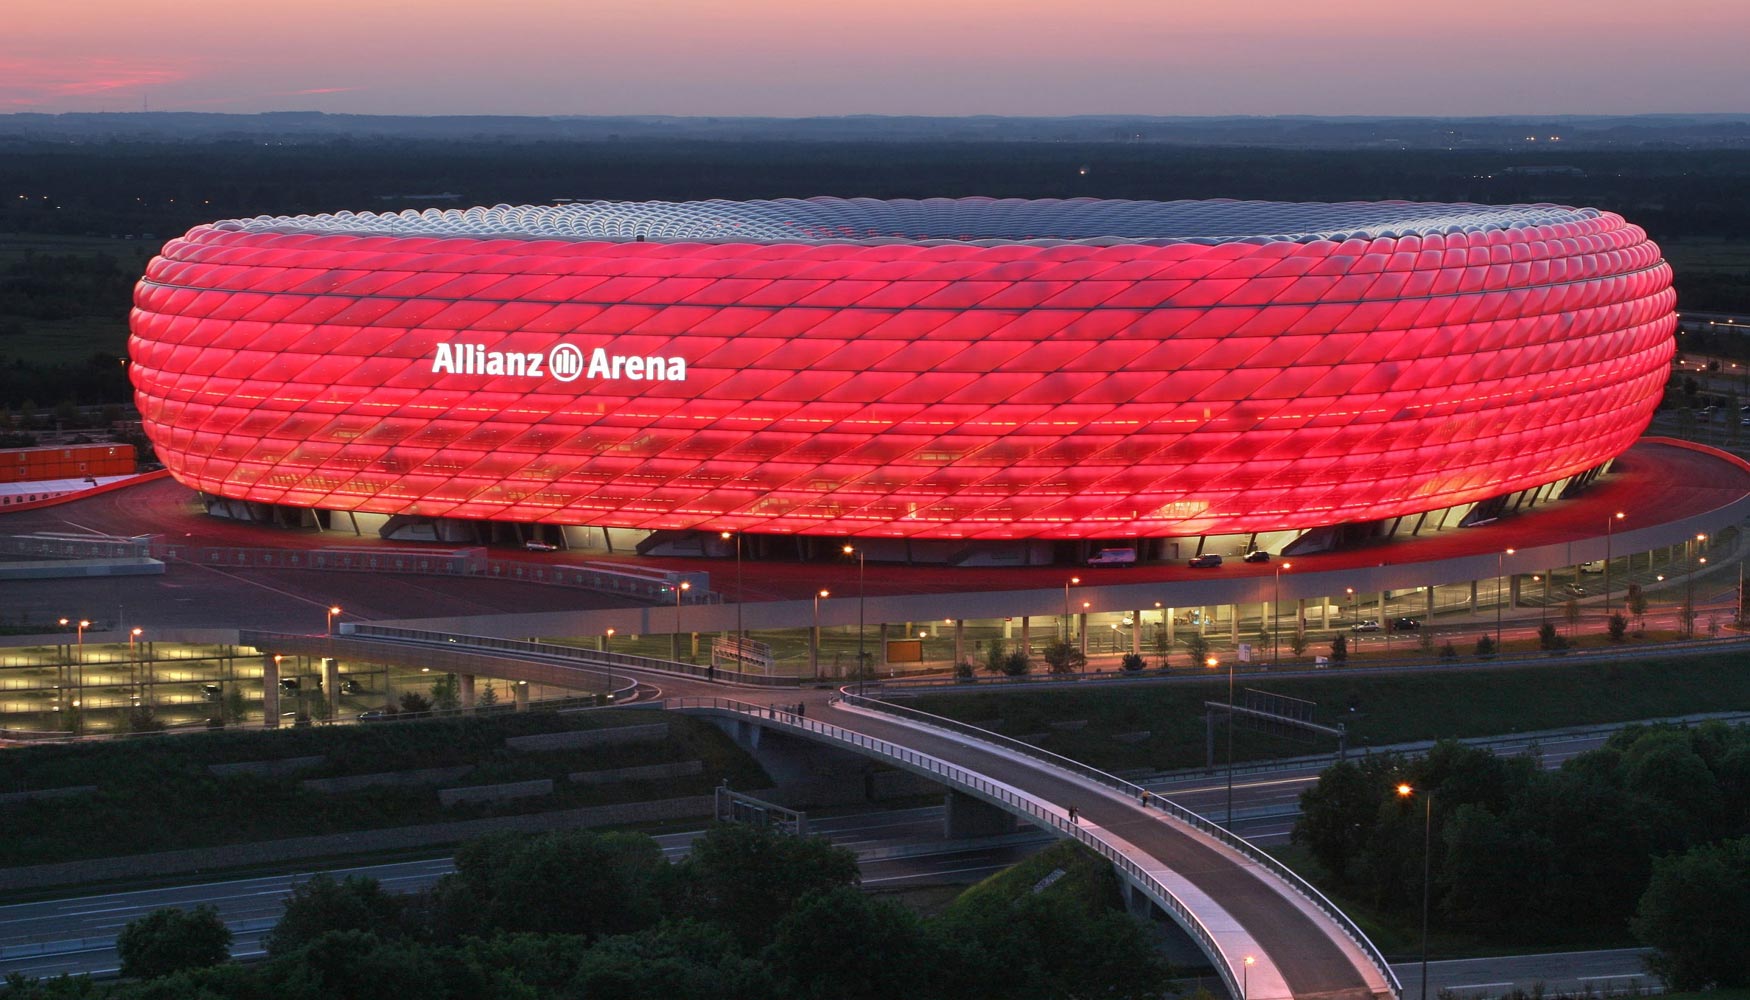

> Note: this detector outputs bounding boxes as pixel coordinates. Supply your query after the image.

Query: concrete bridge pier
[1118,877,1221,967]
[514,681,530,712]
[260,655,280,727]
[943,790,1019,838]
[459,674,476,713]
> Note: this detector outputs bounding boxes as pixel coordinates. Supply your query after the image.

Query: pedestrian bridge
[672,694,1399,1000]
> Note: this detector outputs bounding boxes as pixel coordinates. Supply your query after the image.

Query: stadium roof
[217,197,1604,247]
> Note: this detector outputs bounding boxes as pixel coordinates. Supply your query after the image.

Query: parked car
[1579,560,1604,574]
[1242,550,1271,563]
[1390,617,1420,631]
[200,683,222,701]
[523,539,558,552]
[1188,554,1224,568]
[1350,619,1382,632]
[1087,546,1137,567]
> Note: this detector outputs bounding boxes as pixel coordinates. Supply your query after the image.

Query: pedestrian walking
[1067,804,1078,823]
[1139,789,1152,808]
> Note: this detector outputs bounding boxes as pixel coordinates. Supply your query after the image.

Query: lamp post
[1495,548,1515,649]
[1603,512,1625,615]
[1209,654,1236,825]
[1243,955,1256,1000]
[1688,533,1708,638]
[811,589,830,679]
[672,581,691,661]
[1345,587,1357,627]
[843,545,867,694]
[1397,782,1433,1000]
[721,531,742,645]
[1272,562,1291,665]
[604,628,616,696]
[326,605,342,634]
[1063,576,1080,640]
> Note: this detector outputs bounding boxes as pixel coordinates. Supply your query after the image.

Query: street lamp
[1207,654,1237,826]
[1345,587,1357,627]
[844,545,867,693]
[1397,782,1433,1000]
[326,605,342,634]
[1603,512,1625,614]
[604,628,616,696]
[1063,576,1080,640]
[721,531,743,645]
[1495,548,1515,649]
[672,581,691,661]
[1272,562,1291,665]
[811,589,830,679]
[1243,955,1256,1000]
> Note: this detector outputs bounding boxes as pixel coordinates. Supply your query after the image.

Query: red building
[128,198,1674,547]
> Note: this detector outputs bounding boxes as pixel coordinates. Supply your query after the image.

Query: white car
[523,539,558,552]
[1350,619,1382,632]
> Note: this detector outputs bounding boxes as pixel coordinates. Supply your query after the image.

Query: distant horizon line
[6,110,1750,122]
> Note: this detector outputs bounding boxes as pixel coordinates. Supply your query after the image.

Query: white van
[1087,547,1137,567]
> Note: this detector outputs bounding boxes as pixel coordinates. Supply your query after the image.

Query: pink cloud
[0,56,188,107]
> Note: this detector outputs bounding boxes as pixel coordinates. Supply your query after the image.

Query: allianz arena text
[128,198,1676,541]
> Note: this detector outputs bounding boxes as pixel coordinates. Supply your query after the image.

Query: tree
[1632,837,1750,989]
[766,887,934,1000]
[1607,612,1628,641]
[1474,635,1496,659]
[1119,652,1145,672]
[1537,621,1567,652]
[1293,759,1390,880]
[1181,631,1210,667]
[1289,629,1309,657]
[1626,583,1648,630]
[116,905,231,980]
[953,660,976,682]
[430,672,460,713]
[477,681,498,707]
[444,829,670,941]
[398,691,432,715]
[981,639,1009,676]
[1040,637,1086,674]
[223,685,248,724]
[1564,598,1581,637]
[1000,649,1030,677]
[1329,633,1347,663]
[678,823,860,950]
[264,874,404,957]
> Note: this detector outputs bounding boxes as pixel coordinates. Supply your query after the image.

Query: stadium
[128,197,1675,562]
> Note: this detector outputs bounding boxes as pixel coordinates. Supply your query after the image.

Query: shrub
[1474,635,1497,659]
[1607,613,1628,642]
[1329,633,1347,663]
[1119,652,1145,673]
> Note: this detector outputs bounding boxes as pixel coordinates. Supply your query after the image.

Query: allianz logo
[430,343,687,383]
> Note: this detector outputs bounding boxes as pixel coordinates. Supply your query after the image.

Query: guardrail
[834,691,1402,1000]
[341,625,799,687]
[666,696,1248,1000]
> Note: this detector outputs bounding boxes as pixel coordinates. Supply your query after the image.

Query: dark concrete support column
[514,681,530,712]
[1425,588,1435,617]
[1469,580,1479,613]
[1510,575,1522,606]
[1078,613,1088,656]
[878,623,889,669]
[953,619,965,667]
[1020,617,1031,657]
[943,791,1019,839]
[261,654,280,728]
[459,674,477,713]
[322,657,339,722]
[1131,612,1141,656]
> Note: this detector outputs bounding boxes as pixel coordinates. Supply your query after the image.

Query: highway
[0,806,1047,980]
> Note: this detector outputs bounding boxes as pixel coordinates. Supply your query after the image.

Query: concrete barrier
[206,755,325,778]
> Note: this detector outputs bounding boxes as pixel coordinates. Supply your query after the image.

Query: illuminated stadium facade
[129,198,1675,558]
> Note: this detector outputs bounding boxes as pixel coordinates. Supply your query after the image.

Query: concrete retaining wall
[0,795,716,893]
[0,786,94,806]
[568,760,703,786]
[300,766,475,794]
[206,755,325,778]
[505,724,668,752]
[438,779,553,806]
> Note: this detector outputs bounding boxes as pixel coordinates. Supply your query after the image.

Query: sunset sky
[7,0,1748,117]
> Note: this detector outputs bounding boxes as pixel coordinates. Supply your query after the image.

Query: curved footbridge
[677,695,1397,1000]
[247,628,1397,1000]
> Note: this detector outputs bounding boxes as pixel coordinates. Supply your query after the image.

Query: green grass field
[907,652,1750,773]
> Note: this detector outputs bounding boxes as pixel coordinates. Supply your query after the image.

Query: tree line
[1292,723,1750,988]
[2,825,1172,1000]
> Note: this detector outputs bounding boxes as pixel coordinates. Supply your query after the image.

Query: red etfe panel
[127,199,1675,540]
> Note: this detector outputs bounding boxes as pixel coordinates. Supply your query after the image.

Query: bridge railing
[836,691,1401,999]
[666,696,1244,1000]
[340,625,798,687]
